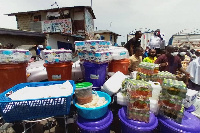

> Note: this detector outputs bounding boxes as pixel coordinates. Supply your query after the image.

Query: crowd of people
[125,30,200,91]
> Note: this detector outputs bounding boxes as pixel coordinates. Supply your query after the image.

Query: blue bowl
[74,91,111,119]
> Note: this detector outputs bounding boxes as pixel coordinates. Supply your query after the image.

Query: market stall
[0,43,200,133]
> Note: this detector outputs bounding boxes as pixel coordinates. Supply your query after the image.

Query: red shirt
[155,54,182,74]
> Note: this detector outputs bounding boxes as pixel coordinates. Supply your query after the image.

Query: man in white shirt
[187,56,200,91]
[148,29,166,55]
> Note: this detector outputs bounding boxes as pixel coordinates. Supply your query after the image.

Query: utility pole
[91,0,92,7]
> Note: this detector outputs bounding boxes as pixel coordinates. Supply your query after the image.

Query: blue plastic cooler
[83,62,108,91]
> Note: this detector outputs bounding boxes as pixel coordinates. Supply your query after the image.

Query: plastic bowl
[74,91,111,119]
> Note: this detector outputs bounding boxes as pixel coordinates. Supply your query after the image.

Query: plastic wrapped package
[158,103,185,124]
[85,40,103,52]
[110,47,129,60]
[127,98,150,122]
[41,49,72,63]
[158,78,187,123]
[74,41,86,51]
[162,79,187,98]
[125,79,152,98]
[137,62,159,75]
[0,49,32,64]
[122,79,152,122]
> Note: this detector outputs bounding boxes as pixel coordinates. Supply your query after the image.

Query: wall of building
[46,34,74,49]
[99,33,116,44]
[0,34,45,48]
[17,14,33,31]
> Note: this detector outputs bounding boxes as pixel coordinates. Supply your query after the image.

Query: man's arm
[128,58,133,72]
[179,67,190,77]
[130,45,133,56]
[178,57,190,78]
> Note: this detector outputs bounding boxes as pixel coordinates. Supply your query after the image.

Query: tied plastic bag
[8,80,73,100]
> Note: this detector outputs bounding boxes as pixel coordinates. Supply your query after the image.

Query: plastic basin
[74,91,111,119]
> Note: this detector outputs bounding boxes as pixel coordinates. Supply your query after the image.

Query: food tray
[0,80,75,123]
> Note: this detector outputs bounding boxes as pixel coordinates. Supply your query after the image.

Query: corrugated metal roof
[0,28,45,37]
[5,6,96,19]
[174,28,200,35]
[94,30,121,36]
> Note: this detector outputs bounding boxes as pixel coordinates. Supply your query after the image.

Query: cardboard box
[183,89,198,108]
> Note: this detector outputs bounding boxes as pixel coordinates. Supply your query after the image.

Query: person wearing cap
[148,29,166,55]
[183,44,192,58]
[124,31,142,56]
[178,47,188,61]
[35,45,44,60]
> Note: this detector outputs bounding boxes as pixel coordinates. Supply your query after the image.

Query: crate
[0,80,75,123]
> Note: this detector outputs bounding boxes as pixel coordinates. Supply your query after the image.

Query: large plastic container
[101,71,127,96]
[77,110,113,133]
[108,59,129,75]
[118,107,158,133]
[83,62,108,91]
[44,62,73,81]
[158,111,200,133]
[0,63,27,93]
[75,82,93,105]
[74,91,111,119]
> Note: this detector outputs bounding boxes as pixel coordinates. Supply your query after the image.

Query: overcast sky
[0,0,200,44]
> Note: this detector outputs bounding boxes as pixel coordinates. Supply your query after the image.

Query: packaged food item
[110,47,129,60]
[162,79,187,98]
[74,41,86,51]
[85,40,103,52]
[158,79,187,123]
[41,49,72,63]
[122,79,152,122]
[137,62,158,75]
[127,98,150,122]
[75,82,93,105]
[76,40,112,64]
[0,49,32,63]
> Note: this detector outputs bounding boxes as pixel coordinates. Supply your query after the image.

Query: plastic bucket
[75,82,93,105]
[108,59,129,75]
[158,111,200,133]
[83,62,108,91]
[118,107,158,133]
[0,63,27,93]
[185,105,195,113]
[44,62,73,81]
[74,91,111,119]
[77,110,113,133]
